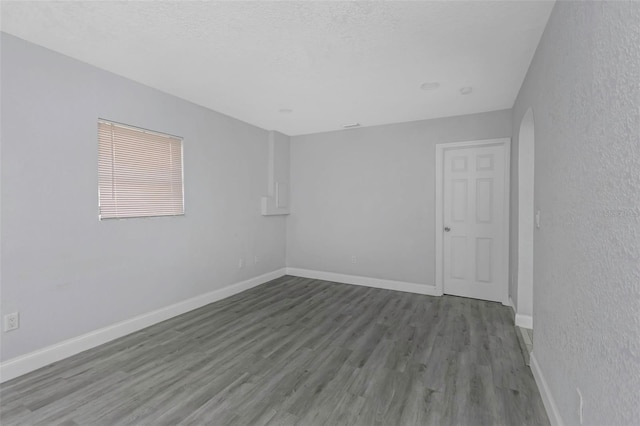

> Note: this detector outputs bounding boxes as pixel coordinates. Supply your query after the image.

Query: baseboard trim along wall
[515,313,533,329]
[508,297,534,329]
[0,268,287,383]
[286,267,441,296]
[530,352,564,426]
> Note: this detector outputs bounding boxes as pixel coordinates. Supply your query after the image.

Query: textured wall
[287,110,512,285]
[513,2,640,424]
[0,34,286,361]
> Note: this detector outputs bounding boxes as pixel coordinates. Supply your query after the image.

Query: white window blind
[98,120,184,219]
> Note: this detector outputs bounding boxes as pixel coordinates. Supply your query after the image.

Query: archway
[517,108,535,328]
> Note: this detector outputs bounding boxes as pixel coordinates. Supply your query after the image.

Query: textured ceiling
[1,1,554,135]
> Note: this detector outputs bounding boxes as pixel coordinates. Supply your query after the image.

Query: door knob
[444,227,451,232]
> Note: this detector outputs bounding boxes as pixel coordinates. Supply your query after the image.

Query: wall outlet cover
[4,312,20,332]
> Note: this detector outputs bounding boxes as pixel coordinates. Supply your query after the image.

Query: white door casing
[435,139,510,304]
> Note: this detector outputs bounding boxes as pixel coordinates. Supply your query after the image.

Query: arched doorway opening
[517,108,535,329]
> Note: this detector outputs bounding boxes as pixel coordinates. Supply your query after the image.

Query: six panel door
[443,144,506,302]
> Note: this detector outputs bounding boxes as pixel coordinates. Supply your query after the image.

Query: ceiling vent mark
[420,82,440,91]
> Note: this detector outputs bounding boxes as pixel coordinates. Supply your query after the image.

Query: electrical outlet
[577,388,583,424]
[351,256,358,264]
[4,312,19,332]
[238,258,244,269]
[254,255,260,264]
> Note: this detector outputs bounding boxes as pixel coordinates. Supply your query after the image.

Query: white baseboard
[0,268,286,383]
[515,313,533,329]
[285,267,441,296]
[508,297,533,328]
[530,351,564,426]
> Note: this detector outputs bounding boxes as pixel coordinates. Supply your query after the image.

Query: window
[98,120,184,219]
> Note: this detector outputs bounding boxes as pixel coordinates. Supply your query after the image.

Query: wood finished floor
[0,276,549,426]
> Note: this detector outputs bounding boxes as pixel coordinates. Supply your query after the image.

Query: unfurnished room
[0,1,638,425]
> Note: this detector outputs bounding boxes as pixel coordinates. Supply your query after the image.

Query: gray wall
[0,34,286,361]
[287,110,512,285]
[512,2,640,424]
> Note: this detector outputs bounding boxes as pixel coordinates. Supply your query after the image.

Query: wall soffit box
[262,130,290,216]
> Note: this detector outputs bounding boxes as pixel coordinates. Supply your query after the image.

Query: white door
[442,143,506,302]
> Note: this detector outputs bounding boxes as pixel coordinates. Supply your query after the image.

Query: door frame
[434,138,511,305]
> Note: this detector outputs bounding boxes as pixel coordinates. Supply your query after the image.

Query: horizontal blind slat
[98,120,184,219]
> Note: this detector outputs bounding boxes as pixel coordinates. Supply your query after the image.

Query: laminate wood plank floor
[0,276,549,425]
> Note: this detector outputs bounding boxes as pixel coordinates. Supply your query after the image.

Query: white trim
[509,296,534,329]
[530,352,564,426]
[515,313,533,329]
[435,142,445,297]
[0,268,286,383]
[286,268,441,296]
[434,138,511,305]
